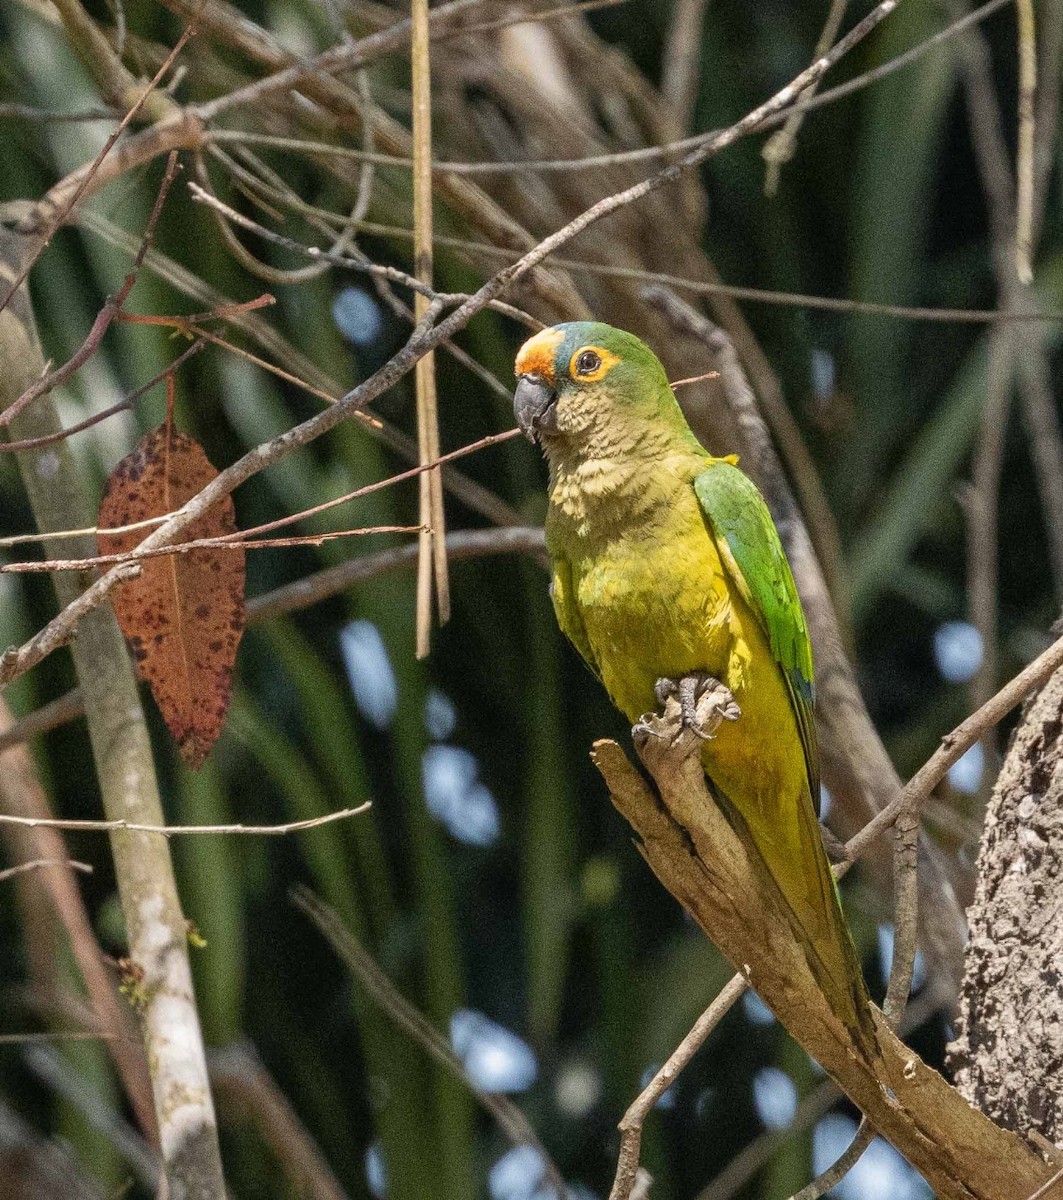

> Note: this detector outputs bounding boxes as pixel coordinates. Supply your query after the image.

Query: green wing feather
[694,461,876,1055]
[693,462,819,808]
[549,556,600,680]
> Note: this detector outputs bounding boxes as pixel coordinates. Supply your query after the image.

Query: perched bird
[514,320,875,1055]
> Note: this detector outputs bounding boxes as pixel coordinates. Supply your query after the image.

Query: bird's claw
[632,717,665,742]
[636,672,740,747]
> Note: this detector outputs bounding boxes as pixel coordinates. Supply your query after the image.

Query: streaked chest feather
[570,512,748,719]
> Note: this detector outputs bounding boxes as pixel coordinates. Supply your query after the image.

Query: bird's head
[513,321,686,453]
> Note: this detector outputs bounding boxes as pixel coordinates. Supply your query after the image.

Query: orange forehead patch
[515,327,565,382]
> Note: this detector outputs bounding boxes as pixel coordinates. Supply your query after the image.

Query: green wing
[549,556,600,680]
[693,461,819,806]
[694,462,876,1054]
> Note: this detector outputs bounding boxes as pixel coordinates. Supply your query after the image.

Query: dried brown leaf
[98,423,245,767]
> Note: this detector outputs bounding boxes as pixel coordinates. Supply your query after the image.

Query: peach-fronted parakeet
[514,321,875,1054]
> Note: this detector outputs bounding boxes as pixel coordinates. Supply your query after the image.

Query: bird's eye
[575,350,602,376]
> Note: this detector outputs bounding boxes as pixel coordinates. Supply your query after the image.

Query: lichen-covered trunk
[948,666,1063,1145]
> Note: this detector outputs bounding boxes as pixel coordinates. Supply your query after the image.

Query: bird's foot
[633,673,741,746]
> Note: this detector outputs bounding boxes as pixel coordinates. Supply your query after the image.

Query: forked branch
[593,729,1043,1198]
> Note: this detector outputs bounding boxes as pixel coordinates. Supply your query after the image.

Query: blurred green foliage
[0,1,1060,1198]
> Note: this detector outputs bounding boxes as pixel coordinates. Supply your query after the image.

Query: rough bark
[592,691,1056,1200]
[949,666,1063,1146]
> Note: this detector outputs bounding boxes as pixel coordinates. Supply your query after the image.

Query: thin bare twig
[696,987,946,1200]
[1,429,520,559]
[348,69,376,230]
[0,153,181,428]
[0,18,199,318]
[190,153,334,286]
[293,887,567,1200]
[0,564,141,685]
[848,628,1063,861]
[790,1121,874,1200]
[191,0,489,121]
[1,525,421,576]
[240,197,1063,324]
[609,975,747,1200]
[205,141,536,404]
[0,804,370,837]
[762,0,850,195]
[0,857,93,883]
[0,339,206,454]
[214,430,520,546]
[185,180,538,327]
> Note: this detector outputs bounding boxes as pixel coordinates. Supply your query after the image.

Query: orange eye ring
[568,345,620,382]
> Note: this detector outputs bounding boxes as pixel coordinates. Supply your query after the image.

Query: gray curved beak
[514,374,557,442]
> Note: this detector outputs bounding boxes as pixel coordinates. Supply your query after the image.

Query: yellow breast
[571,497,750,723]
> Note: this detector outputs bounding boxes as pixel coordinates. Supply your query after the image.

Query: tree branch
[609,975,747,1200]
[0,214,225,1199]
[592,687,1055,1199]
[0,805,370,837]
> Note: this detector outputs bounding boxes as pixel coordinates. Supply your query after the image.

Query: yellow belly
[571,513,808,824]
[574,523,736,721]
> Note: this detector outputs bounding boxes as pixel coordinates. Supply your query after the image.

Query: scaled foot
[633,672,741,745]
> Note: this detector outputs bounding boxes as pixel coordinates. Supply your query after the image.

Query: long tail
[716,783,879,1060]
